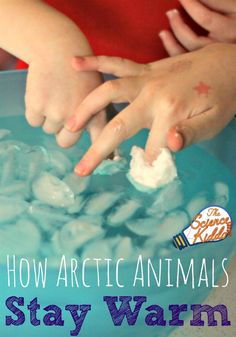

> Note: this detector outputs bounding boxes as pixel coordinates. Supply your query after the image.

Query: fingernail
[72,56,86,70]
[167,126,185,152]
[166,9,179,19]
[159,30,166,39]
[74,161,88,176]
[74,56,85,63]
[175,125,195,148]
[65,116,77,132]
[175,131,184,143]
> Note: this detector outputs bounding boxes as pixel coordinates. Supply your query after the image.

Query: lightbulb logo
[173,206,232,250]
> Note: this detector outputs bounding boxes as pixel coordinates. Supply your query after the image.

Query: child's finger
[72,55,147,77]
[87,110,107,143]
[179,0,230,31]
[166,9,212,50]
[56,128,83,148]
[167,106,222,150]
[74,101,144,176]
[144,116,169,163]
[42,118,62,134]
[66,78,136,133]
[25,110,45,127]
[159,30,186,56]
[200,0,236,15]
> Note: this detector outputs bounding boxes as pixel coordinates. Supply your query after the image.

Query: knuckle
[47,107,67,124]
[107,116,127,139]
[25,111,43,127]
[142,79,160,98]
[43,127,54,135]
[25,117,40,128]
[160,94,179,113]
[56,135,70,149]
[42,124,55,134]
[50,113,64,124]
[104,80,117,91]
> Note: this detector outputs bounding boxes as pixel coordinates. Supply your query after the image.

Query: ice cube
[67,195,86,214]
[79,215,103,227]
[0,181,28,195]
[52,218,104,255]
[186,194,208,219]
[147,180,184,216]
[63,173,90,195]
[93,157,127,176]
[84,191,123,215]
[147,211,189,244]
[126,217,160,237]
[82,240,112,260]
[114,237,133,260]
[0,181,30,200]
[0,145,19,185]
[0,219,41,258]
[0,197,28,223]
[107,199,141,227]
[28,203,72,232]
[0,129,11,140]
[48,150,73,177]
[32,172,75,208]
[213,181,229,207]
[0,140,30,155]
[19,146,50,181]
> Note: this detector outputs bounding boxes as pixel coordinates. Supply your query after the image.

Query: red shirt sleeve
[17,0,206,69]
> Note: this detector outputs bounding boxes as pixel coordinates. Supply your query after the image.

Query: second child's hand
[66,44,236,176]
[160,0,236,56]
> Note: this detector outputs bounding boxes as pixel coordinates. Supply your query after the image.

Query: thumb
[167,107,225,151]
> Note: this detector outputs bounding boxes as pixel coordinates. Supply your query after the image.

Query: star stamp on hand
[193,81,211,97]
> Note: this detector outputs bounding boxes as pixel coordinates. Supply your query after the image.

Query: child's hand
[26,49,105,148]
[159,0,236,56]
[0,0,106,147]
[65,43,236,176]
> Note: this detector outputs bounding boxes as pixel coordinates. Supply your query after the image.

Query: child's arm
[0,0,105,146]
[65,43,236,176]
[159,0,236,56]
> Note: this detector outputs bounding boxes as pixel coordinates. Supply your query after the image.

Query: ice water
[0,115,235,265]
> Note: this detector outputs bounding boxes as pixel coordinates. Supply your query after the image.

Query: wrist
[29,21,93,66]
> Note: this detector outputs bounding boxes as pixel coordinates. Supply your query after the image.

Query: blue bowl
[0,70,235,337]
